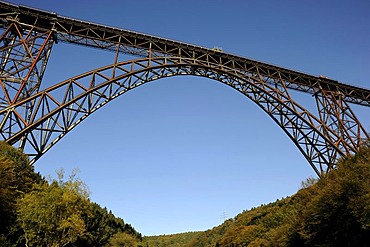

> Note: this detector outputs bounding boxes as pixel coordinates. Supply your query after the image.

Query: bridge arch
[1,57,345,176]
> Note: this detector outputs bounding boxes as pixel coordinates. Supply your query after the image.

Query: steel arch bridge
[0,2,369,177]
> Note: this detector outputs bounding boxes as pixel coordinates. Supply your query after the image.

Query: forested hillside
[143,232,203,247]
[145,140,370,246]
[2,140,370,246]
[0,142,142,247]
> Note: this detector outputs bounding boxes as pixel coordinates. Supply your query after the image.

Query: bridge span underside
[0,1,369,177]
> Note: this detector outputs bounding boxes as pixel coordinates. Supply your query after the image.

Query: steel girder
[0,18,54,149]
[314,90,368,155]
[0,56,366,177]
[0,21,54,105]
[1,1,370,107]
[0,1,369,177]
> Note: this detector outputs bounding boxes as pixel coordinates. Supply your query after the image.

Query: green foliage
[300,176,318,189]
[0,142,42,243]
[75,202,141,246]
[3,139,370,246]
[0,234,12,247]
[288,141,370,246]
[0,142,142,246]
[0,153,18,233]
[16,170,90,247]
[0,141,29,167]
[0,142,42,200]
[144,232,202,247]
[106,232,139,247]
[146,141,370,246]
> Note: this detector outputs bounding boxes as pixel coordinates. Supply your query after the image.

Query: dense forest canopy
[0,142,142,247]
[145,140,370,246]
[1,140,370,246]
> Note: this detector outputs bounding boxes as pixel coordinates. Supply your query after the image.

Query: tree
[0,142,41,241]
[217,225,266,246]
[106,232,138,247]
[291,141,370,246]
[17,170,90,247]
[75,202,141,247]
[0,153,18,234]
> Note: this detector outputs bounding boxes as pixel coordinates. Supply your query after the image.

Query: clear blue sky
[5,0,370,236]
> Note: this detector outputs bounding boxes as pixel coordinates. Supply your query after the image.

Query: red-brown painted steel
[0,1,368,177]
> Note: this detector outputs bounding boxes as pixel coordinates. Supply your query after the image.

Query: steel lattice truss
[0,1,369,177]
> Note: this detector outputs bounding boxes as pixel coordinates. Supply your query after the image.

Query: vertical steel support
[0,21,54,105]
[112,36,121,78]
[0,2,368,174]
[0,19,54,149]
[315,88,369,164]
[269,74,332,175]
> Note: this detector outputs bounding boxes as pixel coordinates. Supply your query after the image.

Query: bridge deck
[1,0,369,106]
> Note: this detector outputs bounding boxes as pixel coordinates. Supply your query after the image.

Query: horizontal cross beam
[1,1,369,107]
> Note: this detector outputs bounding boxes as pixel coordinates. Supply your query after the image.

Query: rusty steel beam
[0,1,369,107]
[0,57,345,176]
[0,1,368,177]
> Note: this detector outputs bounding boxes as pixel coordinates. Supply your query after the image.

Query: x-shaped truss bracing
[0,2,369,177]
[0,57,368,177]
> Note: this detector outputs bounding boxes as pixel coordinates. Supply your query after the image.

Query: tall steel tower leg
[0,20,55,149]
[315,89,369,166]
